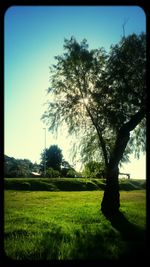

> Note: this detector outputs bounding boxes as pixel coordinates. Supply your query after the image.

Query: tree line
[4,145,106,178]
[4,155,37,178]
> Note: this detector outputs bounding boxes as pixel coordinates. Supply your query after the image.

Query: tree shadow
[104,211,147,262]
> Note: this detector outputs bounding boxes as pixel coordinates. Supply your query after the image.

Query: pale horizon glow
[5,6,146,179]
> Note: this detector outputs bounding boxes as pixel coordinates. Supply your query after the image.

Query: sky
[4,5,146,178]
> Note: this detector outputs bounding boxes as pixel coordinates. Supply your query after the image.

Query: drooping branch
[74,66,109,167]
[83,102,109,168]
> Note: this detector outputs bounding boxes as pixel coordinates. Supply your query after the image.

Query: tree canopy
[42,33,146,167]
[82,161,105,179]
[40,145,63,171]
[40,145,78,177]
[4,155,36,178]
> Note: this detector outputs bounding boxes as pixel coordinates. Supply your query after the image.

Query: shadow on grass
[104,211,147,262]
[4,218,147,261]
[34,219,146,261]
[25,227,123,260]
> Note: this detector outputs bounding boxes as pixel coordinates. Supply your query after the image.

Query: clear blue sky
[4,6,146,178]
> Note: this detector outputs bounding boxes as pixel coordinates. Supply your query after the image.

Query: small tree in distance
[82,161,105,179]
[40,145,63,173]
[61,160,77,177]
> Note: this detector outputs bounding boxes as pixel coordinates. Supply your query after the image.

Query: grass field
[4,182,146,260]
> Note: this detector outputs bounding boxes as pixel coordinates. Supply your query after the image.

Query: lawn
[4,189,146,260]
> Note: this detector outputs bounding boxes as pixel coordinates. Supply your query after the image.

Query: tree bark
[101,108,145,217]
[101,165,120,216]
[101,131,130,217]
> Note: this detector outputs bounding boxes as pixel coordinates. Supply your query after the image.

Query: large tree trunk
[101,130,130,217]
[101,165,120,217]
[101,108,145,217]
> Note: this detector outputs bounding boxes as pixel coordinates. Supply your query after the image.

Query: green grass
[4,189,146,260]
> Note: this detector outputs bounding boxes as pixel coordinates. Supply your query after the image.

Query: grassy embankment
[4,178,146,260]
[4,177,146,191]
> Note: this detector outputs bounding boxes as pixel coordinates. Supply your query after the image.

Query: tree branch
[120,107,146,134]
[74,66,109,167]
[85,105,109,167]
[109,107,146,169]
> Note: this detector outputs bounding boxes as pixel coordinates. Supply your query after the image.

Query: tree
[46,167,60,178]
[4,155,34,177]
[42,34,146,217]
[40,145,63,172]
[83,161,105,178]
[61,159,79,177]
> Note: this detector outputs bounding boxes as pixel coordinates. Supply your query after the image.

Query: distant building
[31,172,41,177]
[119,173,130,179]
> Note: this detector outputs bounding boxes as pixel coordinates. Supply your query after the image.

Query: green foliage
[4,190,146,260]
[66,168,77,178]
[104,33,146,129]
[40,145,63,171]
[40,146,78,177]
[61,159,78,177]
[4,155,35,178]
[46,168,61,178]
[82,161,105,178]
[42,33,146,167]
[128,119,146,159]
